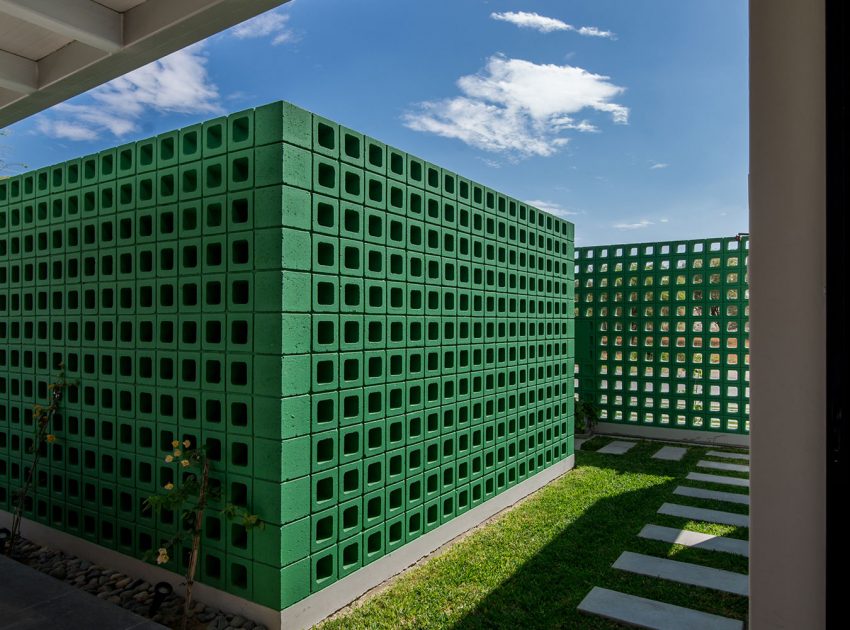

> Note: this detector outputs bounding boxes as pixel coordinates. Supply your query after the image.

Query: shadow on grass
[449,443,748,629]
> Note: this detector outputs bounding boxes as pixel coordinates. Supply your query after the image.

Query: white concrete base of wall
[1,454,575,630]
[595,422,750,448]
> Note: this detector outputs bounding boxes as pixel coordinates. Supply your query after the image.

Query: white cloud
[404,55,628,158]
[35,44,221,141]
[478,157,503,169]
[527,199,578,218]
[660,218,669,223]
[650,162,669,169]
[614,220,653,230]
[577,26,614,38]
[36,120,98,141]
[491,11,615,39]
[230,10,296,46]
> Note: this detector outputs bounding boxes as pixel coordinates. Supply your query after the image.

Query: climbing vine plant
[143,441,261,630]
[3,364,73,556]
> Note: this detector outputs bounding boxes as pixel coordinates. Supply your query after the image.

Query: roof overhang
[0,0,290,127]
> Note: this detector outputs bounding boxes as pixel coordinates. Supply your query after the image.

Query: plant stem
[6,413,51,556]
[182,456,209,630]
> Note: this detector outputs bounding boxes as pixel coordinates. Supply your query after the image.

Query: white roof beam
[0,0,123,53]
[0,49,37,94]
[0,0,290,126]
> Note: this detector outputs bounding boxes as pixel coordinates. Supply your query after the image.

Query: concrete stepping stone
[653,446,687,461]
[658,502,749,528]
[597,440,636,455]
[698,460,749,474]
[613,551,749,596]
[687,472,750,488]
[575,437,586,450]
[639,524,749,557]
[674,485,750,506]
[706,450,749,461]
[578,587,744,630]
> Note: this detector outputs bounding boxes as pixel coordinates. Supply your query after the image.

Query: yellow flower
[164,455,174,463]
[182,440,191,448]
[156,548,169,565]
[171,440,179,448]
[45,434,56,443]
[163,482,174,491]
[173,449,182,457]
[180,459,190,468]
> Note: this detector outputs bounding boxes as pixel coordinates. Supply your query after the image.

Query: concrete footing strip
[578,586,744,630]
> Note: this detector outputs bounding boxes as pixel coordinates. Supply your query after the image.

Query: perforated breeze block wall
[0,101,576,611]
[574,236,749,435]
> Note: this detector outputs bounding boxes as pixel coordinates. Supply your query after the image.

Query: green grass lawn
[319,437,749,629]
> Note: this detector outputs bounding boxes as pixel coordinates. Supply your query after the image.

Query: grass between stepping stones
[319,441,748,630]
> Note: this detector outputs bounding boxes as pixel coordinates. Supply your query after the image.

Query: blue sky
[0,0,748,246]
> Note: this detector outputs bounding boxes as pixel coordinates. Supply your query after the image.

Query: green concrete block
[281,517,311,565]
[282,185,312,230]
[251,353,310,397]
[254,143,312,190]
[252,227,311,271]
[253,438,284,482]
[282,270,312,312]
[253,476,311,527]
[280,557,311,608]
[312,115,339,158]
[312,155,339,197]
[340,126,364,167]
[178,123,202,164]
[227,108,255,152]
[250,562,280,609]
[202,116,227,157]
[277,435,312,481]
[254,101,312,149]
[252,184,310,230]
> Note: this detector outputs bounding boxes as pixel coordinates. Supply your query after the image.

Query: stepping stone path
[687,471,750,488]
[578,441,750,628]
[596,440,636,455]
[658,502,749,528]
[574,437,586,450]
[613,551,749,596]
[674,485,750,506]
[639,524,749,557]
[698,460,750,474]
[706,450,749,461]
[652,446,687,461]
[578,587,744,630]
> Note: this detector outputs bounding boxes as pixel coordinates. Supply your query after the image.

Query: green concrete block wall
[574,236,749,434]
[0,101,575,610]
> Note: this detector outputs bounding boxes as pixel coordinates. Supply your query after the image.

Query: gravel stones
[8,536,263,630]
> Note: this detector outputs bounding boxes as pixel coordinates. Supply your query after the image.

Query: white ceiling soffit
[0,0,290,127]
